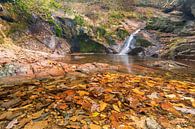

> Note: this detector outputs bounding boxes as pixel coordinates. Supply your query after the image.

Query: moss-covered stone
[136,37,152,47]
[116,28,129,40]
[146,17,185,33]
[78,35,106,53]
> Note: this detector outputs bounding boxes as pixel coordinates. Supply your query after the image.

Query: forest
[0,0,195,129]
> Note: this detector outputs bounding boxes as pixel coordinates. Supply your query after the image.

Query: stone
[146,117,162,129]
[0,4,3,12]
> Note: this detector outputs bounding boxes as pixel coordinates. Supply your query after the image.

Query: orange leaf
[64,90,75,96]
[161,102,180,116]
[99,101,108,112]
[77,91,89,96]
[57,103,68,110]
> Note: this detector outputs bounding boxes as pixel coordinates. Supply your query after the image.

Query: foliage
[116,29,129,40]
[96,27,106,37]
[146,17,185,33]
[78,35,106,53]
[74,15,85,26]
[0,71,195,128]
[13,0,62,20]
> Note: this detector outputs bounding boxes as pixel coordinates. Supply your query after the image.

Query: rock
[76,63,97,73]
[0,4,3,12]
[191,3,195,17]
[149,60,189,70]
[146,117,162,129]
[1,98,22,108]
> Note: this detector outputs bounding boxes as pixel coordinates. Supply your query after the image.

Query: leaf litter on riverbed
[0,72,195,129]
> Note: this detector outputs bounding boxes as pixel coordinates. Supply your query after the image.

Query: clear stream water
[57,54,195,82]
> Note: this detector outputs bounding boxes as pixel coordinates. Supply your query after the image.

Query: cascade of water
[119,29,141,55]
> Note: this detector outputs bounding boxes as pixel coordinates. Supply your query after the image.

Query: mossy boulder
[146,17,185,33]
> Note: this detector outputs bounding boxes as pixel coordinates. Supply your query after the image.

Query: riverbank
[0,72,195,129]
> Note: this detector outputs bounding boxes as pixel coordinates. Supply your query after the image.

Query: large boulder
[180,0,195,19]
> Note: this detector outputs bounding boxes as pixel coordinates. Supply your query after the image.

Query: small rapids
[119,29,141,55]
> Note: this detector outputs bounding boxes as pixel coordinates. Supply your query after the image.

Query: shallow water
[56,54,195,82]
[0,54,195,128]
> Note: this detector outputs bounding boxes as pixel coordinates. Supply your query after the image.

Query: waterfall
[119,29,141,55]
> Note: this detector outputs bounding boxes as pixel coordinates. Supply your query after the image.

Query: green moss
[116,29,129,40]
[105,35,116,45]
[136,37,152,47]
[54,24,63,37]
[146,17,185,33]
[74,15,85,26]
[110,11,124,19]
[78,35,105,53]
[97,27,106,37]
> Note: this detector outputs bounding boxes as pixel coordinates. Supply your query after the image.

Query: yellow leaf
[90,124,101,129]
[132,88,145,95]
[70,116,78,122]
[189,89,195,92]
[184,97,195,108]
[113,104,120,112]
[77,91,89,96]
[100,113,107,118]
[99,101,108,112]
[103,125,110,129]
[118,101,122,108]
[92,112,100,117]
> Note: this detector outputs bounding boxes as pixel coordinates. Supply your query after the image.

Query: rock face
[180,0,195,19]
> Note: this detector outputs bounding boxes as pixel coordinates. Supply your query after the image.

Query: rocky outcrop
[180,0,195,19]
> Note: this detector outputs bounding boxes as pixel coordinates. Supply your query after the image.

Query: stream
[0,54,195,128]
[57,54,195,82]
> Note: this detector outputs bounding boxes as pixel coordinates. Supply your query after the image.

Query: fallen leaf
[118,101,122,108]
[57,103,68,110]
[92,112,100,117]
[132,88,145,95]
[113,104,120,112]
[70,116,78,122]
[77,91,89,96]
[99,101,108,112]
[64,90,75,96]
[32,110,44,119]
[89,124,101,129]
[104,94,115,102]
[24,120,48,129]
[161,102,180,116]
[183,97,195,108]
[103,125,110,129]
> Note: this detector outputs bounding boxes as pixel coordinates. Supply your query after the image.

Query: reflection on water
[112,55,133,73]
[56,54,195,82]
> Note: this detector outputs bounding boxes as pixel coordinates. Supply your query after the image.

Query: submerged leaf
[132,88,145,95]
[89,124,101,129]
[99,101,108,112]
[113,104,120,112]
[77,91,89,96]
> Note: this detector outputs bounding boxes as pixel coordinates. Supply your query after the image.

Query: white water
[119,29,141,55]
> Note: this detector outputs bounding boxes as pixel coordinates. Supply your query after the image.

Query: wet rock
[76,63,97,74]
[0,64,18,77]
[146,117,162,129]
[1,98,22,108]
[148,60,189,70]
[0,4,3,12]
